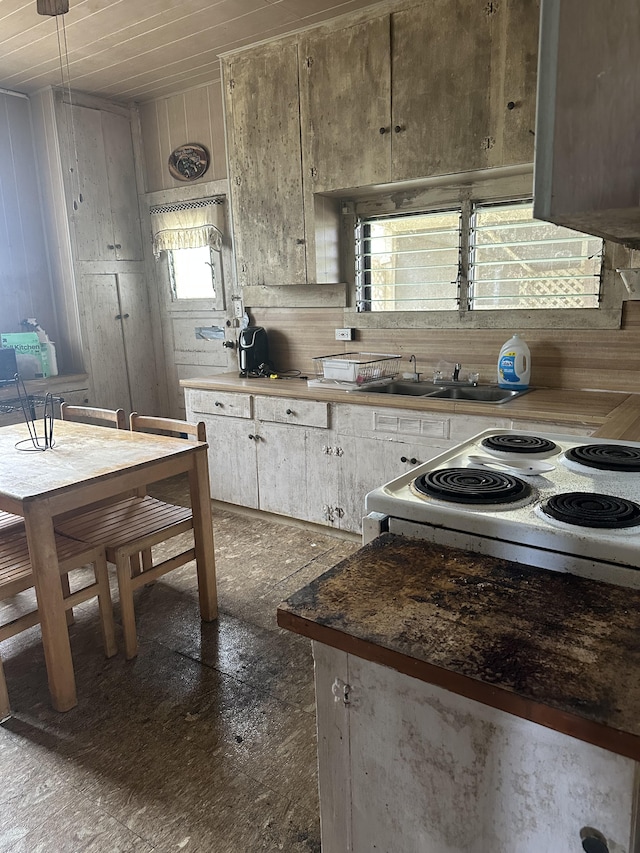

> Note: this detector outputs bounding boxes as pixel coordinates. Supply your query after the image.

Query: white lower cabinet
[185,388,594,533]
[313,642,639,853]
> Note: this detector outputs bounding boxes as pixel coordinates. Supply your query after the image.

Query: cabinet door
[299,16,391,192]
[391,1,494,180]
[337,434,447,534]
[256,422,331,520]
[77,272,158,414]
[200,415,259,508]
[77,273,131,410]
[116,272,158,414]
[224,43,307,286]
[101,111,144,261]
[68,105,115,262]
[500,0,539,166]
[67,105,143,262]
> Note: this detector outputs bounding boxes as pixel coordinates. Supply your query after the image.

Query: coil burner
[541,492,640,528]
[481,434,559,456]
[564,444,640,472]
[412,468,532,505]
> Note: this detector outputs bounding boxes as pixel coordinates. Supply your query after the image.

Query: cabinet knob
[296,238,305,245]
[214,401,223,407]
[122,313,129,319]
[285,408,293,415]
[379,126,388,134]
[581,831,610,853]
[248,433,255,440]
[107,244,115,250]
[401,456,407,463]
[394,124,405,133]
[114,243,122,249]
[506,100,516,110]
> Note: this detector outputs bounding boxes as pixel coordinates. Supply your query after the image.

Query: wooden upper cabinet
[391,0,494,180]
[66,104,143,263]
[299,16,391,192]
[534,0,640,247]
[298,0,536,189]
[223,42,307,287]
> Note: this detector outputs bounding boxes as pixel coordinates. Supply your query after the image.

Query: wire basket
[312,352,401,386]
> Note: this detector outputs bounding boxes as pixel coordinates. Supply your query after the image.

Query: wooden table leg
[189,446,218,622]
[23,500,77,712]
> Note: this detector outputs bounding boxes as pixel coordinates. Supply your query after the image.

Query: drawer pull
[214,401,223,407]
[286,408,294,415]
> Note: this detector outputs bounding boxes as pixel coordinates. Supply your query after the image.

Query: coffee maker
[238,326,270,376]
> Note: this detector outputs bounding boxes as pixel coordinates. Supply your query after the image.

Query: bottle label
[499,351,520,383]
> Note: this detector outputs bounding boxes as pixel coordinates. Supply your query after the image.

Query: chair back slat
[60,403,126,429]
[129,413,206,442]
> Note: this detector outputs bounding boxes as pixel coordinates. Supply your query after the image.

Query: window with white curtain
[150,197,225,309]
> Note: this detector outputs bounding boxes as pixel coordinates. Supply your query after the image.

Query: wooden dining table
[0,419,217,711]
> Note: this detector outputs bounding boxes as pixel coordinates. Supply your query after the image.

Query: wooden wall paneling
[138,101,165,193]
[252,307,346,375]
[183,87,214,170]
[206,83,227,182]
[153,99,172,193]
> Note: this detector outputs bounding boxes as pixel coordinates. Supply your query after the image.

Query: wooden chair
[0,512,24,534]
[55,415,208,660]
[60,403,126,429]
[0,530,117,720]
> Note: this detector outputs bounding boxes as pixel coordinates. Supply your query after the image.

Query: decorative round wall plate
[168,143,210,181]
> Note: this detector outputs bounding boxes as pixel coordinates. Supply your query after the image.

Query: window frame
[161,244,225,314]
[343,169,625,331]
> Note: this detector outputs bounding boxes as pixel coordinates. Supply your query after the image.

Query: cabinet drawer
[255,396,329,429]
[334,403,450,442]
[187,389,253,419]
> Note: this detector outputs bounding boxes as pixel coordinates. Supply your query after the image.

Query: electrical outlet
[335,328,354,341]
[232,297,243,319]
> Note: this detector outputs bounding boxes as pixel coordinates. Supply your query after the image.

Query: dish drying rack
[309,352,401,390]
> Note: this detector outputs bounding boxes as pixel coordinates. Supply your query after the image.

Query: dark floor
[0,483,359,852]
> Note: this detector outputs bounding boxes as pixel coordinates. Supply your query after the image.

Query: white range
[364,428,640,590]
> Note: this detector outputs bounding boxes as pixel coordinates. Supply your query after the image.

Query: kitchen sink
[424,386,530,403]
[361,382,530,403]
[361,380,441,396]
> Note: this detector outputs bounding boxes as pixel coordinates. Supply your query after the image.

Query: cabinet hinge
[305,56,314,69]
[310,166,318,179]
[228,79,235,92]
[333,446,344,457]
[234,175,242,185]
[481,136,496,150]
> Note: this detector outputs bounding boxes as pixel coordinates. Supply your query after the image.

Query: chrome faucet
[407,354,421,381]
[452,363,461,382]
[433,362,479,386]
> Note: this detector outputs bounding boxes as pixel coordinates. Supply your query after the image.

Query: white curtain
[150,198,224,256]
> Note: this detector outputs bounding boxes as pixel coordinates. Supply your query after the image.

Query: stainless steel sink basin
[361,380,439,397]
[360,382,530,404]
[425,386,530,404]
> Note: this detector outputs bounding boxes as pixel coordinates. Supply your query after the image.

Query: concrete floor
[0,484,360,852]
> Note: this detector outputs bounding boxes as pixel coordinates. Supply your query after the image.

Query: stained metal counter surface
[277,533,640,761]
